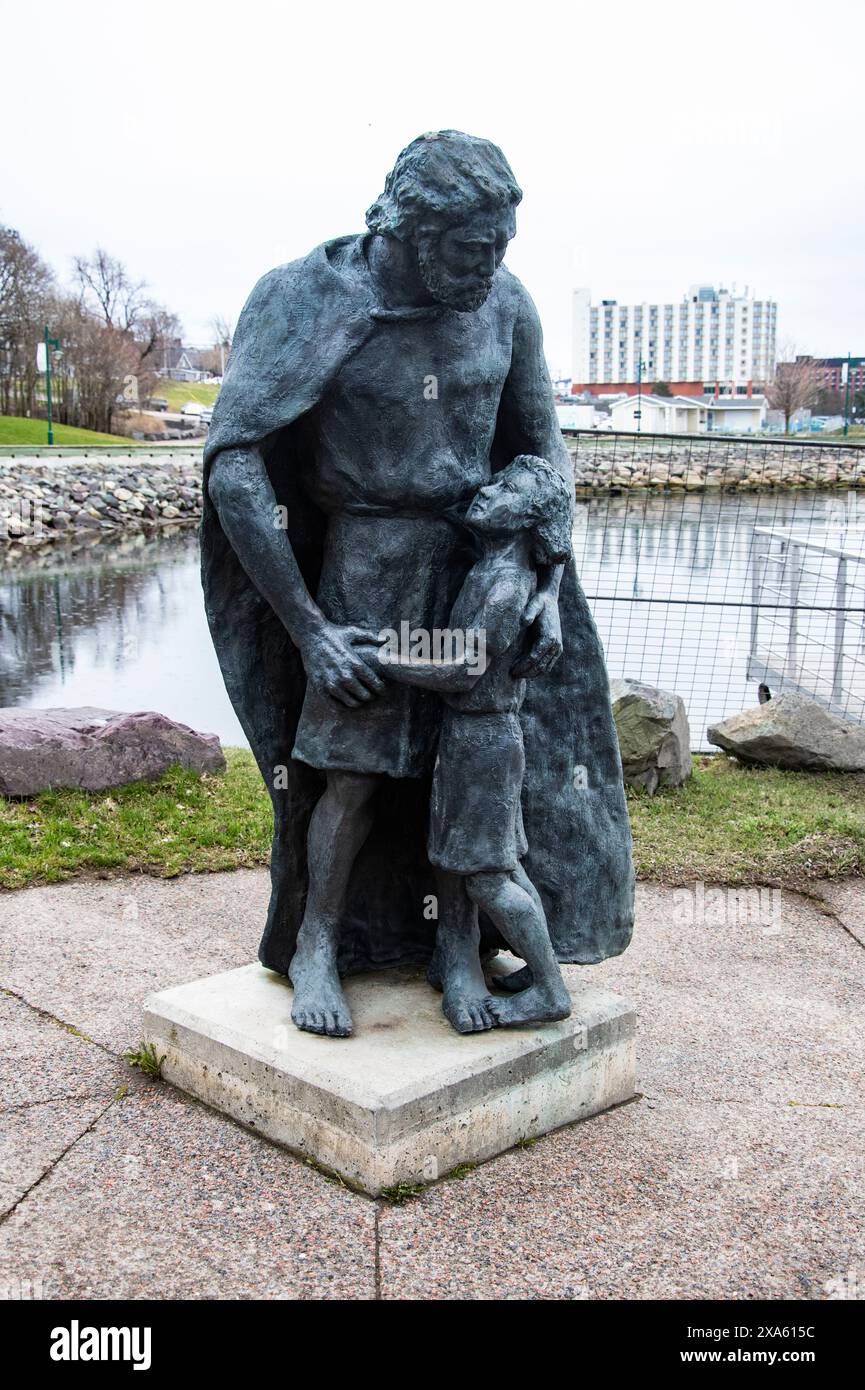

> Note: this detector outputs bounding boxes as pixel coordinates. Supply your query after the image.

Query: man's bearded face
[415,212,513,313]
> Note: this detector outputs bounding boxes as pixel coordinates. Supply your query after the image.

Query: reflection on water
[0,529,246,745]
[2,490,859,751]
[575,487,864,745]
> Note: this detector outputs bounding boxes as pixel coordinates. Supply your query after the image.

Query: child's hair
[494,454,574,564]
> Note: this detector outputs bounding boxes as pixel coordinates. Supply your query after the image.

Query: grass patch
[629,755,865,887]
[152,381,220,413]
[0,748,272,890]
[1,749,864,894]
[380,1181,425,1204]
[445,1162,477,1180]
[123,1042,166,1078]
[821,427,865,441]
[0,415,142,447]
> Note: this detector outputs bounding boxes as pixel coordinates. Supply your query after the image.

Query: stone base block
[143,963,636,1195]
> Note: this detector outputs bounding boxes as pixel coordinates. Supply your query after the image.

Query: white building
[573,285,777,390]
[610,395,706,434]
[705,395,767,434]
[608,392,768,436]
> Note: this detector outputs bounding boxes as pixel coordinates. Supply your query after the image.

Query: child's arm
[356,644,483,693]
[358,577,519,692]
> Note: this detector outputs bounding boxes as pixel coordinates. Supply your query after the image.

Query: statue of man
[202,131,634,1039]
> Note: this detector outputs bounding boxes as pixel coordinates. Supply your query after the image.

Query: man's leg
[290,770,378,1037]
[433,869,497,1034]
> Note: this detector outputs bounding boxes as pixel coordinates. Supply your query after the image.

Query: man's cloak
[201,235,634,976]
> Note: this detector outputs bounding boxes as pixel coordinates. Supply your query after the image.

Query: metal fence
[567,430,865,750]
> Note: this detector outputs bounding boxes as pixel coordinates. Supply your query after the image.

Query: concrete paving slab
[0,992,125,1108]
[812,879,865,949]
[571,885,865,1107]
[0,871,862,1299]
[0,871,265,1052]
[0,1096,110,1217]
[379,1093,865,1300]
[0,1084,376,1300]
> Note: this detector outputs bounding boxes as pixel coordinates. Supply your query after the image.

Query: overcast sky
[3,0,862,376]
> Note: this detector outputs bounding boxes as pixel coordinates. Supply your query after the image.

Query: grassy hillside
[153,381,220,412]
[0,416,143,447]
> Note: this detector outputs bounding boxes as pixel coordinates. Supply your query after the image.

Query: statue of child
[367,454,574,1026]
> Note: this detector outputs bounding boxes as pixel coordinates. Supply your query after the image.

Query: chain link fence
[568,430,865,750]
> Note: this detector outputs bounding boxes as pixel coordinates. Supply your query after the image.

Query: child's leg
[465,870,571,1025]
[493,863,543,992]
[432,869,497,1035]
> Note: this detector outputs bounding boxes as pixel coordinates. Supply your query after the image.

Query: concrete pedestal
[143,962,636,1195]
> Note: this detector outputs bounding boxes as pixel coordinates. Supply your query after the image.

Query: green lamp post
[43,326,60,445]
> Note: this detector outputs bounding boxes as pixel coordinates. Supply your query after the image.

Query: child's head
[465,454,573,563]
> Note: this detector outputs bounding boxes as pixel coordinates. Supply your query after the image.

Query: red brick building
[570,380,758,399]
[796,356,865,395]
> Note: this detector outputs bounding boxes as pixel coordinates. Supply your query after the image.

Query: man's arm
[208,446,385,708]
[498,283,575,677]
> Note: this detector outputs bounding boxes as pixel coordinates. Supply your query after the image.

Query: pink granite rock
[0,707,226,796]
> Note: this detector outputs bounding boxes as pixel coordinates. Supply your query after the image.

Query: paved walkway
[0,872,863,1300]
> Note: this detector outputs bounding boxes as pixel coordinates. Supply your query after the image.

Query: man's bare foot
[488,983,571,1027]
[289,943,353,1037]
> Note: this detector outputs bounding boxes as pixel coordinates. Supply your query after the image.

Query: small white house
[610,394,706,435]
[704,395,767,434]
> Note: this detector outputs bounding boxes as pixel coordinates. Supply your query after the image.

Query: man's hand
[301,623,387,707]
[511,591,563,678]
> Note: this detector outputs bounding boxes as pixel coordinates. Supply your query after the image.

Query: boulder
[707,693,865,771]
[0,707,226,797]
[610,679,692,794]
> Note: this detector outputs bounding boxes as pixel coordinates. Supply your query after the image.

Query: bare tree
[72,249,185,412]
[73,248,148,332]
[766,345,820,433]
[133,303,183,400]
[0,225,55,416]
[51,294,141,434]
[2,228,183,434]
[208,314,233,375]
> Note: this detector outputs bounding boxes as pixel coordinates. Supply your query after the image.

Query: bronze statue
[201,131,633,1037]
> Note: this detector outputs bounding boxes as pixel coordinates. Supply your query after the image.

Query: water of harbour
[2,489,862,750]
[1,529,247,746]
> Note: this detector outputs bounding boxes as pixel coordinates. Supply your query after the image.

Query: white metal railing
[748,525,865,718]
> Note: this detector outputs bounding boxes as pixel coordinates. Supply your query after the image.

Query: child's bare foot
[489,982,571,1027]
[442,955,497,1033]
[494,963,533,993]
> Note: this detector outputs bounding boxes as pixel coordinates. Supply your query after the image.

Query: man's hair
[366,130,522,241]
[498,455,574,565]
